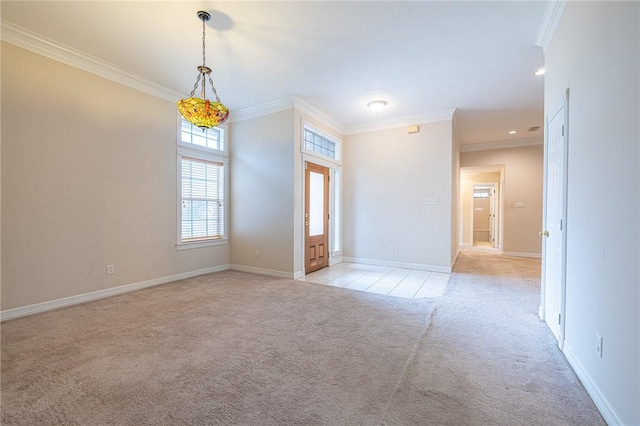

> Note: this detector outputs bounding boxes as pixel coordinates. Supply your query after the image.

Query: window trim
[176,117,229,250]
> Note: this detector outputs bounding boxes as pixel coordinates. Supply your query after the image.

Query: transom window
[304,128,336,159]
[181,120,224,151]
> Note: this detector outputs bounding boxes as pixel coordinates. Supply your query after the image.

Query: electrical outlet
[595,334,603,358]
[389,246,396,253]
[255,250,260,258]
[106,264,115,275]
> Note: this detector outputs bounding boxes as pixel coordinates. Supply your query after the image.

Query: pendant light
[177,11,229,129]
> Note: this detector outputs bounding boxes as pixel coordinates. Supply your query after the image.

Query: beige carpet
[1,251,604,425]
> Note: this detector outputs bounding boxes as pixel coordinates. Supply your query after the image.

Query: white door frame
[539,89,570,349]
[470,183,499,248]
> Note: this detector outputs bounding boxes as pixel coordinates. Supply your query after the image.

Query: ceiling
[1,1,548,146]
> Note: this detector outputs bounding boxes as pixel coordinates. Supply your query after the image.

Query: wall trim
[451,249,460,269]
[343,257,451,274]
[563,342,621,426]
[329,255,344,267]
[461,137,543,153]
[0,264,230,322]
[229,264,298,279]
[502,251,542,259]
[344,109,455,135]
[0,19,184,103]
[229,95,345,135]
[534,0,568,53]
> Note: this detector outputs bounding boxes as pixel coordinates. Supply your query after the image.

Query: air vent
[528,126,541,132]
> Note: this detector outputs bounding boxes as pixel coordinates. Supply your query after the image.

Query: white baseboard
[229,264,298,279]
[0,264,230,322]
[563,342,622,425]
[451,249,460,269]
[329,255,344,266]
[460,242,472,249]
[502,251,542,259]
[342,257,451,274]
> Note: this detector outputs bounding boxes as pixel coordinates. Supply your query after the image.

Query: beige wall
[343,120,453,272]
[1,43,229,311]
[229,110,296,275]
[544,2,639,424]
[461,144,543,256]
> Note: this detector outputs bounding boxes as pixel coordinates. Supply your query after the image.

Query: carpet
[1,251,605,425]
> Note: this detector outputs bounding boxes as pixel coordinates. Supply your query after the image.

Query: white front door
[542,96,568,347]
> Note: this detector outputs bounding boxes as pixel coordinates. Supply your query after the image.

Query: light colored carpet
[1,251,605,425]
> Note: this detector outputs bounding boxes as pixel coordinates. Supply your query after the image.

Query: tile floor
[299,262,450,299]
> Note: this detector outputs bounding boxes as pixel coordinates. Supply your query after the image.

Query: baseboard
[229,264,298,279]
[342,257,451,274]
[563,342,622,425]
[329,255,344,266]
[460,243,472,249]
[502,251,542,259]
[0,264,230,322]
[451,249,460,269]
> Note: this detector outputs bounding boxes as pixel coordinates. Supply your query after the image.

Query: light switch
[425,197,439,205]
[514,201,525,208]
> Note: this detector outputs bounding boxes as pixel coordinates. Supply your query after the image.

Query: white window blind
[181,157,224,242]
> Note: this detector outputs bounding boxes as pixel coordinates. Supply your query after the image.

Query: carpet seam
[381,305,439,423]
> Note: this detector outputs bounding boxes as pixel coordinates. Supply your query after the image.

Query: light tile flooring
[299,262,450,299]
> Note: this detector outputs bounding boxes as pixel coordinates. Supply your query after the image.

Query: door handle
[539,231,549,237]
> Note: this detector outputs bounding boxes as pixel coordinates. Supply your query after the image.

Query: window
[304,128,336,159]
[177,118,227,248]
[181,158,224,242]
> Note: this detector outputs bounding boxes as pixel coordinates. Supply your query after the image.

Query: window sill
[176,239,229,251]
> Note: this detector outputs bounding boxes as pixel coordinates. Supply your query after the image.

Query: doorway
[305,162,330,273]
[472,184,498,248]
[540,91,569,348]
[460,166,504,252]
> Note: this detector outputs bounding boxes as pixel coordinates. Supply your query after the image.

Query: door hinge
[558,313,562,325]
[560,219,563,231]
[561,125,565,137]
[305,162,308,170]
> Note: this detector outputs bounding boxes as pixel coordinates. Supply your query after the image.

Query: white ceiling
[1,1,548,145]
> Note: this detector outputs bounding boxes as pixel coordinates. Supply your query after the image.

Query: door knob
[539,231,549,237]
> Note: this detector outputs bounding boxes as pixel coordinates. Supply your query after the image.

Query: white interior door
[542,98,568,347]
[489,186,496,246]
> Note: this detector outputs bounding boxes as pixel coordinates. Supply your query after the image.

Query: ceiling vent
[528,126,541,132]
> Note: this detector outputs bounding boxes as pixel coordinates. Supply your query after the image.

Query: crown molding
[344,109,455,135]
[460,136,543,152]
[1,19,184,103]
[534,0,567,53]
[228,96,296,123]
[292,97,345,134]
[229,95,345,134]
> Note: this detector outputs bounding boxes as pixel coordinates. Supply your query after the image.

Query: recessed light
[508,130,517,135]
[367,100,387,113]
[534,68,546,76]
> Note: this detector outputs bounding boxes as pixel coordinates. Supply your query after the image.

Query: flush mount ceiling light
[367,100,388,113]
[177,11,229,130]
[508,130,517,134]
[534,68,546,76]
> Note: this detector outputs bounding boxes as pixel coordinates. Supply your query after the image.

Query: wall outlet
[255,250,260,258]
[595,333,603,358]
[389,246,396,253]
[106,264,115,275]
